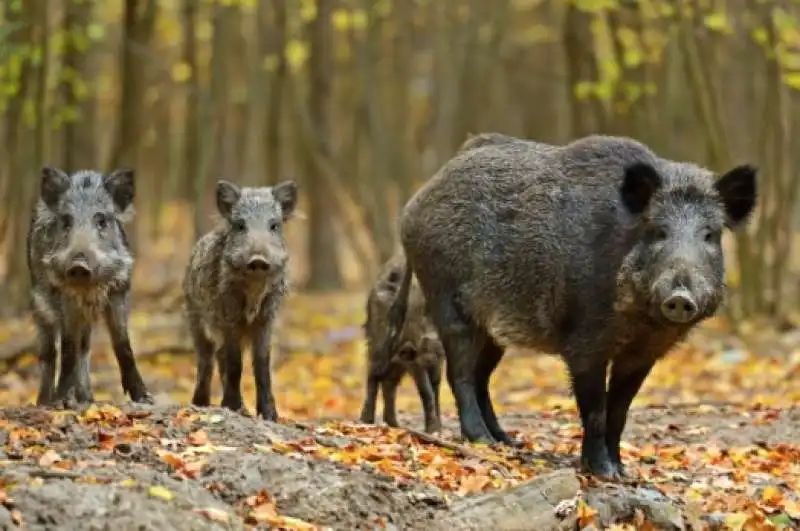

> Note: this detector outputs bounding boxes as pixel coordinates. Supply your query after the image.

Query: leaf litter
[0,293,797,529]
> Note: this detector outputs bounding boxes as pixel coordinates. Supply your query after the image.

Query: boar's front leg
[55,317,90,408]
[605,357,655,477]
[104,292,152,403]
[251,324,277,421]
[565,348,617,480]
[220,332,244,412]
[33,314,58,406]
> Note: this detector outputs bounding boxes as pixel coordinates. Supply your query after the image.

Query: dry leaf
[148,485,175,501]
[38,450,61,467]
[194,507,229,523]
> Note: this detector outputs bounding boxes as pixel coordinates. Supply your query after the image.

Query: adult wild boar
[382,134,757,479]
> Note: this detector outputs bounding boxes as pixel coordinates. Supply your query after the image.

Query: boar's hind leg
[189,316,216,407]
[104,293,152,403]
[605,358,655,477]
[428,363,442,422]
[428,294,496,443]
[381,365,404,427]
[475,338,515,445]
[359,373,380,424]
[411,364,440,433]
[33,316,58,406]
[565,350,618,480]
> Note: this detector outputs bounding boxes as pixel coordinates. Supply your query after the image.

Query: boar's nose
[246,256,272,274]
[66,253,92,282]
[661,288,698,324]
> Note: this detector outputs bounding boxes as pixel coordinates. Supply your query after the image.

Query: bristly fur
[358,253,445,433]
[184,179,298,421]
[382,132,757,479]
[27,167,151,407]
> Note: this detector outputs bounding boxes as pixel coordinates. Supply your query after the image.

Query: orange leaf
[761,486,783,506]
[456,475,490,496]
[187,430,208,446]
[577,500,598,529]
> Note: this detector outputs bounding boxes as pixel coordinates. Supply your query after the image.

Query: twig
[27,469,82,480]
[403,427,485,460]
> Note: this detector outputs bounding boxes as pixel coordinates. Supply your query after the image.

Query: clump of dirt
[0,405,449,531]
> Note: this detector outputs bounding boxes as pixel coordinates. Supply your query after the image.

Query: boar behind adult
[27,167,152,407]
[385,133,757,479]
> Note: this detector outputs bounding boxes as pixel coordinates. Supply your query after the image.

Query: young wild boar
[27,167,152,407]
[383,134,757,479]
[359,255,445,433]
[184,179,298,421]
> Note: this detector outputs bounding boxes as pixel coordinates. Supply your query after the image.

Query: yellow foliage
[285,40,310,72]
[171,62,193,83]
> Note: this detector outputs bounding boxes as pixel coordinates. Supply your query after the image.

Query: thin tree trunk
[305,0,342,290]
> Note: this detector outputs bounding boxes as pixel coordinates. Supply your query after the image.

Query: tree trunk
[108,0,158,254]
[60,0,97,172]
[305,0,342,291]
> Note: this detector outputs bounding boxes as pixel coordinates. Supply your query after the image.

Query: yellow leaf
[119,478,137,488]
[783,499,800,519]
[148,485,175,501]
[761,486,784,506]
[332,9,351,31]
[171,62,192,83]
[784,72,800,91]
[285,40,309,72]
[703,12,732,34]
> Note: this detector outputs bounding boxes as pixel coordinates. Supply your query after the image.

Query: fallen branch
[444,469,581,531]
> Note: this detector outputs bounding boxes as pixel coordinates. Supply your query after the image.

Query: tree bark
[305,0,342,291]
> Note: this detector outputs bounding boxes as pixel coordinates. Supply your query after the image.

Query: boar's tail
[374,259,414,376]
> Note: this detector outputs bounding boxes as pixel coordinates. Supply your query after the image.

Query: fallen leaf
[194,507,229,523]
[456,475,490,495]
[187,430,208,446]
[38,450,61,467]
[148,485,175,501]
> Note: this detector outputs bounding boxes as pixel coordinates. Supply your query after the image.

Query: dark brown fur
[383,133,757,479]
[359,255,444,433]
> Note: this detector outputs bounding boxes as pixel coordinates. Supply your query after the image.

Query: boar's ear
[41,166,70,209]
[104,168,136,212]
[272,180,298,221]
[620,162,662,215]
[216,180,241,220]
[714,164,757,229]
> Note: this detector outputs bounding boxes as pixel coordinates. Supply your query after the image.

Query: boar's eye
[231,219,246,232]
[60,214,73,231]
[703,227,721,244]
[269,220,281,232]
[94,213,109,230]
[649,226,668,242]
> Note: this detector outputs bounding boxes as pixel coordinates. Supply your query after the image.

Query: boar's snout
[65,252,93,283]
[660,288,698,324]
[246,255,272,276]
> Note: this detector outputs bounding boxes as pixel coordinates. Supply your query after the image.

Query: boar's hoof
[131,390,154,405]
[258,407,278,422]
[581,454,623,482]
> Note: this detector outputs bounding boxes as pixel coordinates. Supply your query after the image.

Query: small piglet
[359,255,445,433]
[27,167,152,407]
[184,179,298,420]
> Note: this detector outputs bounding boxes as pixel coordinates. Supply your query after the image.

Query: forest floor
[0,291,799,530]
